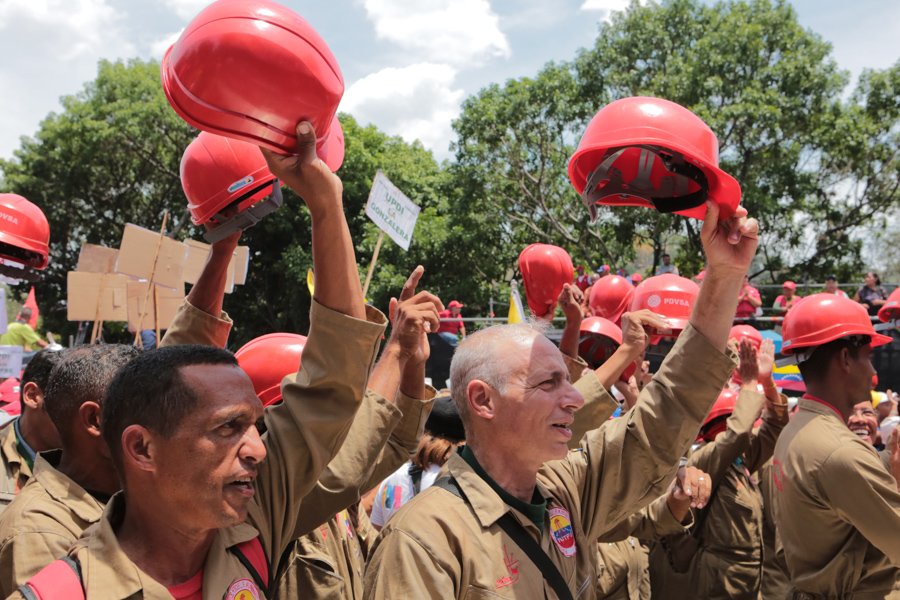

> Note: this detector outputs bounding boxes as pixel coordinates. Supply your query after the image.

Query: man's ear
[121,425,157,473]
[467,380,496,421]
[78,401,103,438]
[21,382,43,410]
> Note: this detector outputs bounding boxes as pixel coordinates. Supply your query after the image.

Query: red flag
[23,287,39,328]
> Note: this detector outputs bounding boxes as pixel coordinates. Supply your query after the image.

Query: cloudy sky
[0,0,897,163]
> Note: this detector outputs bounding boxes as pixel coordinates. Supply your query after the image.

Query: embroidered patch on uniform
[548,507,577,557]
[496,544,520,588]
[225,578,261,600]
[772,458,786,492]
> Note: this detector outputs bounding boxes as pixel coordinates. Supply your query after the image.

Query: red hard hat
[782,293,892,355]
[878,287,900,323]
[0,194,50,270]
[161,0,345,168]
[782,281,797,291]
[589,275,634,324]
[702,388,737,429]
[630,274,699,335]
[518,244,574,317]
[578,317,637,380]
[630,273,643,284]
[729,325,763,351]
[235,332,307,407]
[181,132,278,226]
[568,97,740,221]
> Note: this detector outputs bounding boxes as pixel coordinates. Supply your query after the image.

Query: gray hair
[449,320,548,427]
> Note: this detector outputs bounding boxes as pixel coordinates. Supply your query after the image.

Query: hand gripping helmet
[630,274,699,336]
[878,287,900,323]
[518,244,574,318]
[588,275,634,325]
[161,0,345,167]
[782,294,892,357]
[235,332,307,407]
[568,97,741,222]
[578,317,636,381]
[729,325,763,351]
[0,194,50,271]
[701,388,738,440]
[181,132,282,243]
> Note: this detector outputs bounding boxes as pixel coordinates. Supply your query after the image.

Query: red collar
[801,394,845,421]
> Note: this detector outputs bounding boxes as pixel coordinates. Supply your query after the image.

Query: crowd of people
[0,116,897,600]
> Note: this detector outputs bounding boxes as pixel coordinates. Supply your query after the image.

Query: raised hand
[668,465,712,518]
[620,309,671,353]
[700,201,759,277]
[558,283,584,325]
[387,266,444,365]
[737,339,759,386]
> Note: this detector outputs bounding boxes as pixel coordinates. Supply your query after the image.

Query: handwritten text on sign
[365,171,420,251]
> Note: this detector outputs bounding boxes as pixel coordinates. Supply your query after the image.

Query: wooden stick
[133,211,169,346]
[362,231,385,299]
[90,274,105,344]
[154,284,160,347]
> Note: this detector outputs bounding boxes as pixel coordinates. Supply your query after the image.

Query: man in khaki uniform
[650,339,788,600]
[0,226,241,596]
[772,293,900,598]
[9,122,386,599]
[364,201,759,599]
[0,349,61,510]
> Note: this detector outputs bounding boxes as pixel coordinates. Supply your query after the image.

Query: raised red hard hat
[181,132,278,226]
[631,274,699,335]
[878,287,900,323]
[578,317,636,380]
[235,332,307,407]
[702,388,737,430]
[782,281,797,291]
[589,275,634,324]
[729,325,763,351]
[568,97,740,222]
[161,0,346,168]
[518,244,574,317]
[782,293,892,355]
[0,194,50,270]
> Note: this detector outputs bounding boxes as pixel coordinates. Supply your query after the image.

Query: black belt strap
[433,477,574,600]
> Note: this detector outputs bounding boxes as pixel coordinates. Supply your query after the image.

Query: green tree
[0,58,195,338]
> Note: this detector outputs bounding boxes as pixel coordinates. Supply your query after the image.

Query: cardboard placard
[232,246,250,286]
[116,224,185,290]
[182,240,236,294]
[365,171,420,251]
[126,282,184,331]
[66,272,129,321]
[0,346,23,379]
[76,244,119,274]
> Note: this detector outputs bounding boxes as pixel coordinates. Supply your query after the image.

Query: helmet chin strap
[582,145,709,223]
[204,180,284,243]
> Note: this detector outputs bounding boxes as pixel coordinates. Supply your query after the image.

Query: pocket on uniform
[289,554,344,599]
[462,585,509,599]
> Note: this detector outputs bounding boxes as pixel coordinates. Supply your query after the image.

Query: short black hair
[101,345,237,473]
[825,274,837,281]
[798,337,865,384]
[44,345,139,440]
[19,349,63,412]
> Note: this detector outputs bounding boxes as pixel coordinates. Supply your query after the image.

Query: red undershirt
[167,570,203,600]
[801,393,844,421]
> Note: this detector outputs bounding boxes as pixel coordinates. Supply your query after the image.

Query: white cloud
[580,0,634,22]
[361,0,510,66]
[341,63,464,157]
[160,0,210,21]
[0,0,135,159]
[150,29,183,59]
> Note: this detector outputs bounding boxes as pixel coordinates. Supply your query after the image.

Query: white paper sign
[0,346,23,379]
[364,171,421,251]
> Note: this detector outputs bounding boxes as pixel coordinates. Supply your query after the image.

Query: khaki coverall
[772,396,900,598]
[363,324,735,600]
[0,424,30,513]
[650,389,787,600]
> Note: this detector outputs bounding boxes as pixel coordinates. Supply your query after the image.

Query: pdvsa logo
[647,294,661,308]
[0,212,19,226]
[663,298,690,307]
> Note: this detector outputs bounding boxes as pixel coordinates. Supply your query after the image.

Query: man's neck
[466,440,538,503]
[56,446,120,496]
[117,496,215,586]
[806,385,854,423]
[17,411,52,453]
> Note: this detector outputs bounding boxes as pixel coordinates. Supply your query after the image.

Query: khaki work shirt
[650,389,787,600]
[0,452,104,597]
[772,397,900,598]
[274,387,435,599]
[595,494,690,600]
[0,424,30,513]
[158,299,233,349]
[758,458,790,600]
[363,324,735,600]
[9,300,386,600]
